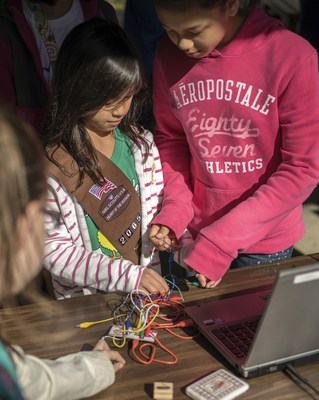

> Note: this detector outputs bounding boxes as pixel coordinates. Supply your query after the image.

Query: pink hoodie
[152,7,319,281]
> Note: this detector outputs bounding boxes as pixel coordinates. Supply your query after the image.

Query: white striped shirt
[43,131,164,299]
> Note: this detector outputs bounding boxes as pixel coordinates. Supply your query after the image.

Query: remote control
[185,369,249,400]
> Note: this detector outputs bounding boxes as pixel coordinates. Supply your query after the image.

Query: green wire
[164,277,185,302]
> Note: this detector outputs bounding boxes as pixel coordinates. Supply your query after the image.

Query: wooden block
[153,382,174,400]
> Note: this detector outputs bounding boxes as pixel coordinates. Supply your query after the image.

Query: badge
[99,185,131,221]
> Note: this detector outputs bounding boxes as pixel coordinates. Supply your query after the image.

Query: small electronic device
[185,369,249,400]
[107,325,157,342]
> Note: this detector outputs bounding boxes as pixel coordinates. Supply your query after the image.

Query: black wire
[285,363,319,398]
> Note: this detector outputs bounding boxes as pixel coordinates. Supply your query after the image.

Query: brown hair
[0,108,46,302]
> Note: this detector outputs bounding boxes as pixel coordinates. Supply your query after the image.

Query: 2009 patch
[119,214,141,246]
[99,185,131,221]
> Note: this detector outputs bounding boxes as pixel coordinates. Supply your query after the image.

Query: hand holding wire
[149,224,179,252]
[138,268,169,295]
[109,284,198,365]
[77,247,200,366]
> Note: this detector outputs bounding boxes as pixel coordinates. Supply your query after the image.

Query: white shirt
[23,0,84,84]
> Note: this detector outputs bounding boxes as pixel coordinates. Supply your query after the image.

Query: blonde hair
[0,108,46,301]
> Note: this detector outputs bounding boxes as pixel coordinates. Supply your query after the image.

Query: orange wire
[131,340,155,365]
[131,336,178,365]
[164,327,199,340]
[128,292,197,365]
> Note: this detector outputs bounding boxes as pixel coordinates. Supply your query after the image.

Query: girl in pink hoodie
[150,0,319,288]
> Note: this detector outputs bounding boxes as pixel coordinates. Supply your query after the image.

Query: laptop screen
[184,263,319,378]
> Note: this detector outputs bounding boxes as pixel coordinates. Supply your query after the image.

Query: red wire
[129,294,197,365]
[131,336,178,365]
[131,340,155,365]
[164,327,199,340]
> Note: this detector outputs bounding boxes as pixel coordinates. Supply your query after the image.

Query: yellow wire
[116,304,160,336]
[112,328,127,348]
[76,313,127,329]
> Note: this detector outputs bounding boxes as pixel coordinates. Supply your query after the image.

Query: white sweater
[43,131,164,299]
[12,345,115,400]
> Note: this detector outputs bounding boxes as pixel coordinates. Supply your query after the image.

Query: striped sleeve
[43,177,145,298]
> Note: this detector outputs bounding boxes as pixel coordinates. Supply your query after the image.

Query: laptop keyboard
[211,317,261,359]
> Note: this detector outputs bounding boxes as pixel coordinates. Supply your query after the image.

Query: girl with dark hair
[150,0,319,287]
[42,18,183,299]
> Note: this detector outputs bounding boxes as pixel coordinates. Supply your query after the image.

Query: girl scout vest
[47,146,141,264]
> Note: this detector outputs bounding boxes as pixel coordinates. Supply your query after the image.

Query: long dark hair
[43,18,149,188]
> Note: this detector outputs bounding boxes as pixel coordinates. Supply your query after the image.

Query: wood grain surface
[1,254,319,399]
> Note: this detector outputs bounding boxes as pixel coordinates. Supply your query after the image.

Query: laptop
[184,262,319,378]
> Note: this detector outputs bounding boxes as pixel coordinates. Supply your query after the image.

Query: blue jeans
[230,246,294,269]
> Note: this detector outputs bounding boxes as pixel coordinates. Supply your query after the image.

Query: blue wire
[165,246,177,299]
[164,278,185,302]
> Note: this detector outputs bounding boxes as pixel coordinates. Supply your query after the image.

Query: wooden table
[1,254,319,399]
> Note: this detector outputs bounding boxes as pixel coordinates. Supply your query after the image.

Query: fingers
[205,279,222,288]
[152,237,171,252]
[106,350,126,373]
[149,224,167,238]
[93,339,111,352]
[196,273,208,288]
[93,340,126,373]
[138,268,169,294]
[149,225,179,252]
[167,236,179,251]
[196,274,222,289]
[149,224,170,241]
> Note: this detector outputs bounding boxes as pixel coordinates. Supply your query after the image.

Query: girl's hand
[138,268,169,295]
[93,339,126,372]
[149,224,179,251]
[196,273,222,289]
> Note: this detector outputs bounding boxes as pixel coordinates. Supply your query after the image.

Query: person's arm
[12,341,124,400]
[151,45,194,239]
[0,26,48,132]
[186,49,319,282]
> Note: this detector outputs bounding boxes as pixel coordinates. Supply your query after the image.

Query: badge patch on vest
[47,145,142,263]
[119,213,142,246]
[89,179,116,200]
[99,185,131,221]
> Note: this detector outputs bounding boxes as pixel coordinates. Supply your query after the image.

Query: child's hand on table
[93,339,126,372]
[196,273,222,289]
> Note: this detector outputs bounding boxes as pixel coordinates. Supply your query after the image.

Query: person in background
[0,0,117,135]
[150,0,319,288]
[124,0,164,81]
[299,0,319,52]
[42,19,187,299]
[124,0,165,130]
[0,107,125,399]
